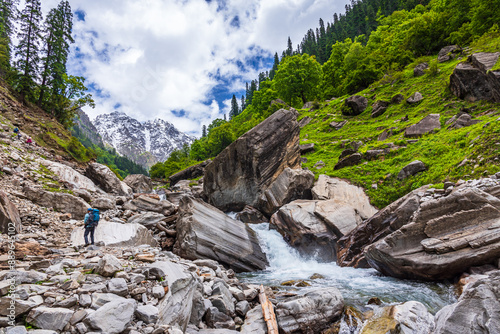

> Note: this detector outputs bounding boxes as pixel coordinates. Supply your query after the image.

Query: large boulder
[363,179,500,280]
[204,108,302,212]
[174,196,268,272]
[169,160,210,186]
[342,95,368,116]
[129,195,176,216]
[404,114,441,138]
[0,191,21,234]
[26,307,74,331]
[153,260,203,332]
[337,186,427,268]
[275,287,343,334]
[85,163,131,196]
[70,221,158,247]
[446,113,481,130]
[23,186,89,219]
[450,52,500,103]
[127,212,166,228]
[38,159,98,192]
[85,299,137,334]
[334,153,363,170]
[271,198,374,262]
[123,174,152,193]
[257,167,314,216]
[433,270,500,333]
[311,175,378,219]
[413,62,429,77]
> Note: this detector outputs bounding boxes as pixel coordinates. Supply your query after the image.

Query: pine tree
[15,0,43,100]
[39,0,74,109]
[229,94,239,120]
[202,125,207,138]
[240,95,245,112]
[269,53,279,80]
[286,36,293,56]
[0,0,19,71]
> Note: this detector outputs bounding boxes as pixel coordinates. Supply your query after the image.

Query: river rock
[236,206,268,224]
[23,185,89,219]
[342,95,368,116]
[450,52,500,103]
[91,197,115,211]
[130,195,176,216]
[240,306,267,334]
[153,260,203,332]
[0,191,21,234]
[38,159,98,192]
[0,295,43,316]
[107,278,128,296]
[26,307,74,331]
[270,200,337,261]
[174,197,268,272]
[371,100,389,118]
[433,270,500,333]
[169,160,210,187]
[438,45,461,63]
[127,212,166,228]
[311,175,378,218]
[85,163,131,196]
[364,182,500,280]
[135,304,159,323]
[275,287,343,334]
[71,221,158,247]
[1,270,48,284]
[404,114,441,138]
[337,186,427,268]
[359,301,434,334]
[85,299,137,334]
[204,108,301,212]
[257,167,314,216]
[123,174,152,193]
[94,254,122,277]
[397,160,427,180]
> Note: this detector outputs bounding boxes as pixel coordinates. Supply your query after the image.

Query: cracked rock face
[340,178,500,280]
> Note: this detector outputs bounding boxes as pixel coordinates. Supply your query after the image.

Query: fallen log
[155,222,177,237]
[259,284,278,334]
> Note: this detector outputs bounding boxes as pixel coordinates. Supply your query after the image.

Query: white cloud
[39,0,349,136]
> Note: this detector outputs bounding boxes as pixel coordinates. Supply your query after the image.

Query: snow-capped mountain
[93,111,194,168]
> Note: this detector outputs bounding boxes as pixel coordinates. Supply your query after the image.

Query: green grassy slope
[299,50,500,208]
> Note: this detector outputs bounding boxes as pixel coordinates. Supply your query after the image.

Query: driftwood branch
[259,284,278,334]
[162,214,178,224]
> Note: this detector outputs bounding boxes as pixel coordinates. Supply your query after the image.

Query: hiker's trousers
[84,226,95,245]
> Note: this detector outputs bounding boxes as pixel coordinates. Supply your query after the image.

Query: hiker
[26,137,32,145]
[84,208,100,246]
[17,133,21,140]
[13,127,19,134]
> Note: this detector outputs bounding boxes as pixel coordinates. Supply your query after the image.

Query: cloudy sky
[38,0,349,136]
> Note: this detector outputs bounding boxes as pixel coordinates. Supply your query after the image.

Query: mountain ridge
[93,111,194,169]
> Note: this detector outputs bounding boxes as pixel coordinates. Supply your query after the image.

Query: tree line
[151,0,500,180]
[0,0,94,128]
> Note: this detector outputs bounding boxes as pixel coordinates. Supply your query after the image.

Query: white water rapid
[239,223,456,315]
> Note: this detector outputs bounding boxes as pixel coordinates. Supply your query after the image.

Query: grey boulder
[85,299,137,334]
[23,186,89,219]
[203,108,301,212]
[85,163,131,196]
[275,287,343,334]
[26,307,74,331]
[404,114,441,138]
[342,95,368,116]
[174,197,268,272]
[124,174,153,193]
[0,191,21,234]
[397,160,427,180]
[71,221,158,247]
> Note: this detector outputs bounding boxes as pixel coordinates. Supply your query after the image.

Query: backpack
[88,209,100,227]
[13,127,19,133]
